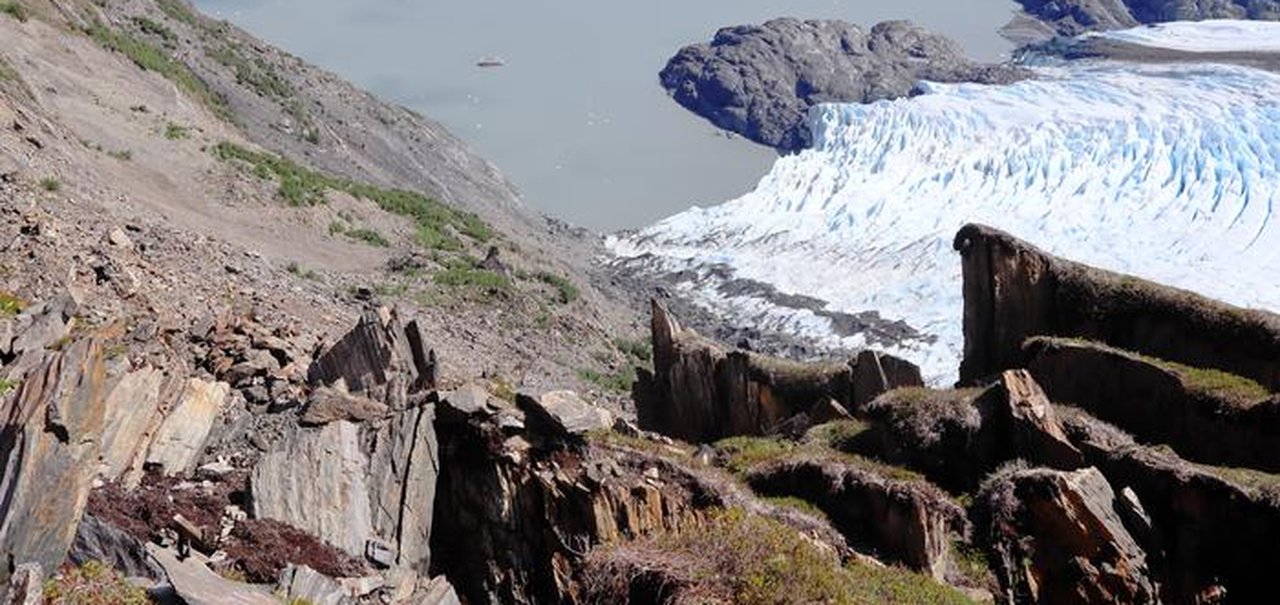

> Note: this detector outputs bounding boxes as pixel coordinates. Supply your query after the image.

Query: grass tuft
[0,291,26,316]
[43,560,149,605]
[39,177,61,192]
[0,2,29,23]
[535,271,578,304]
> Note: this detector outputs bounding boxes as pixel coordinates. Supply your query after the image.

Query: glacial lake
[193,0,1018,230]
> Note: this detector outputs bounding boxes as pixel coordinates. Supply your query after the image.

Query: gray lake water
[194,0,1018,230]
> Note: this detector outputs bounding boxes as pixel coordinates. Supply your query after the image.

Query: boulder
[0,336,107,585]
[145,378,230,475]
[1061,408,1280,603]
[518,390,613,439]
[660,19,1028,151]
[68,514,162,580]
[299,386,390,426]
[249,421,374,557]
[850,349,924,411]
[978,466,1157,604]
[996,370,1084,471]
[276,564,350,605]
[368,403,438,572]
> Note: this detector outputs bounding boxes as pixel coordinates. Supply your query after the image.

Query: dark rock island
[659,19,1028,152]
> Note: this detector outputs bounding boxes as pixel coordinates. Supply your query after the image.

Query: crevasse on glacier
[611,55,1280,383]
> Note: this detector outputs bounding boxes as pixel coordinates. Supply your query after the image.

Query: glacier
[610,42,1280,384]
[1092,20,1280,53]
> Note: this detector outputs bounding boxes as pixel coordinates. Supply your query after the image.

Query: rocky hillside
[2,1,1279,604]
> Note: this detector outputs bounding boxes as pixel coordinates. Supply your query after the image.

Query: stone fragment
[146,544,278,605]
[518,390,613,438]
[299,386,389,426]
[4,563,41,605]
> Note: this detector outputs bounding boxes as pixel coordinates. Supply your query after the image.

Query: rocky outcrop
[431,395,725,604]
[745,457,966,579]
[639,300,921,443]
[1026,337,1280,471]
[954,223,1280,390]
[853,371,1081,492]
[660,19,1028,151]
[252,309,439,574]
[0,334,107,585]
[251,421,375,557]
[1014,0,1280,38]
[1060,409,1280,603]
[978,466,1158,604]
[517,390,614,441]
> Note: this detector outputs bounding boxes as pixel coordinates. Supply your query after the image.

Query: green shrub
[107,149,132,161]
[613,337,652,363]
[209,44,294,100]
[0,2,29,23]
[164,122,188,140]
[0,378,19,395]
[576,366,636,394]
[43,561,149,605]
[346,227,389,247]
[132,16,175,43]
[0,291,25,315]
[39,177,60,192]
[535,271,578,304]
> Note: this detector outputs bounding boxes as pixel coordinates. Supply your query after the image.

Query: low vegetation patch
[157,0,199,27]
[535,270,579,304]
[0,2,29,23]
[39,177,61,192]
[716,434,924,482]
[42,560,148,605]
[164,122,188,140]
[0,291,25,315]
[0,378,19,395]
[345,227,390,247]
[209,43,294,100]
[434,265,510,291]
[584,508,973,605]
[576,365,637,394]
[1199,463,1280,504]
[212,141,491,250]
[85,21,229,120]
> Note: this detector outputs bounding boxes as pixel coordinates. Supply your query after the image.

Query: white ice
[610,57,1280,384]
[1095,19,1280,53]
